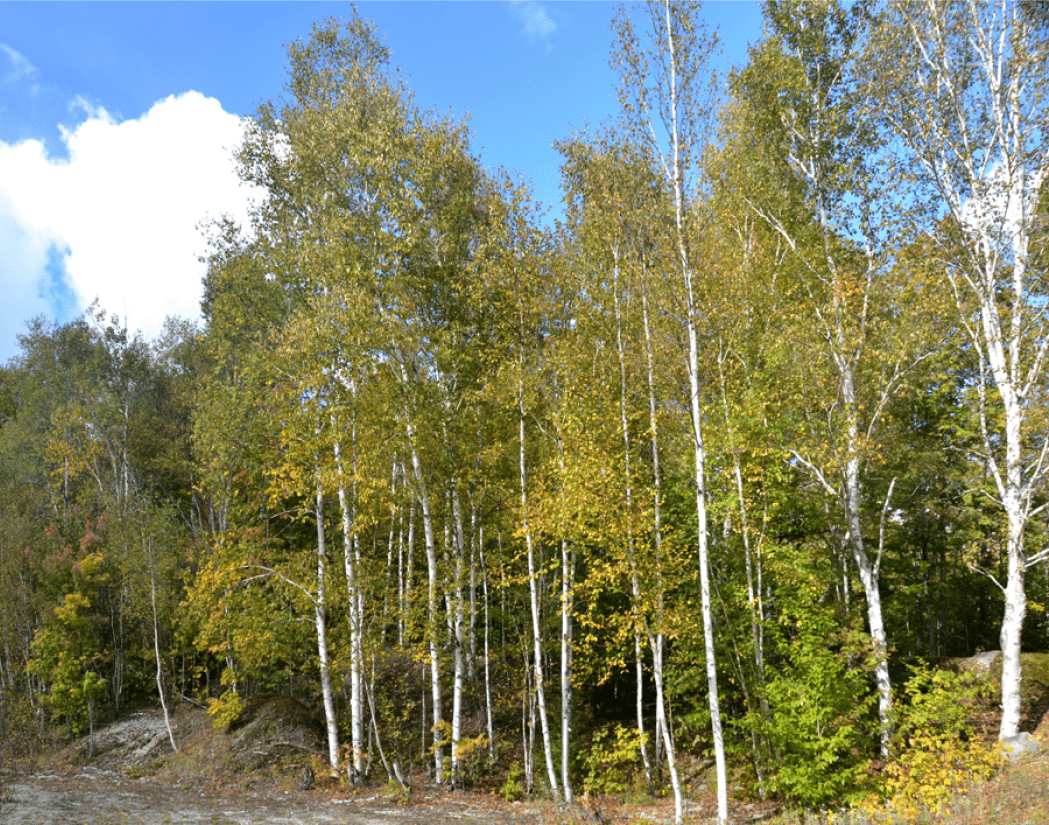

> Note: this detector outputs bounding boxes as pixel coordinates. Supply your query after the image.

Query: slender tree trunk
[450,479,467,787]
[641,261,684,823]
[519,372,561,802]
[314,478,340,769]
[841,366,894,758]
[481,542,496,769]
[612,247,654,795]
[407,422,444,782]
[549,372,576,804]
[560,539,574,802]
[398,476,406,648]
[335,436,364,782]
[384,463,398,645]
[148,551,177,754]
[717,352,767,693]
[469,496,479,682]
[405,496,415,647]
[655,2,727,816]
[521,628,536,794]
[635,633,653,791]
[364,664,407,790]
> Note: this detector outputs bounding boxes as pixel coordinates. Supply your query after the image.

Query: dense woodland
[3,1,1049,821]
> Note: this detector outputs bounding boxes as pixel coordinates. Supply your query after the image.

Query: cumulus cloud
[0,91,258,356]
[512,1,557,43]
[1,43,41,94]
[0,189,78,356]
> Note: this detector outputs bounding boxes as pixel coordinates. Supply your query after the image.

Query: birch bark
[313,479,340,769]
[334,436,364,781]
[519,378,562,802]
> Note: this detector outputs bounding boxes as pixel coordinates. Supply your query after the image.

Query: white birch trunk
[641,264,684,824]
[687,318,728,823]
[407,425,444,782]
[148,553,177,755]
[560,539,574,802]
[397,482,406,648]
[519,374,562,802]
[872,0,1049,740]
[404,497,415,648]
[314,481,340,769]
[635,633,653,790]
[646,1,728,817]
[549,374,576,804]
[842,366,894,758]
[334,438,364,781]
[391,353,446,777]
[481,542,496,769]
[450,479,467,787]
[469,498,478,682]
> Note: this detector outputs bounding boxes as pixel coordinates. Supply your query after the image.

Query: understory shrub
[581,723,647,797]
[862,662,1003,820]
[758,598,876,806]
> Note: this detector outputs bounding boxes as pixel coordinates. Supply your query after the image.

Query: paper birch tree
[864,0,1049,740]
[611,2,727,819]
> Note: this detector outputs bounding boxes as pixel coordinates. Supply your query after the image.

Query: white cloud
[0,189,75,355]
[0,91,258,352]
[1,43,41,94]
[67,94,116,123]
[512,1,557,43]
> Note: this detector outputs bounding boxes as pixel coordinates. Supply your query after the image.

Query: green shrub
[758,603,876,806]
[500,761,525,801]
[581,723,647,798]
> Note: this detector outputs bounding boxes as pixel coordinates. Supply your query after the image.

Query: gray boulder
[1002,732,1041,762]
[969,650,1001,671]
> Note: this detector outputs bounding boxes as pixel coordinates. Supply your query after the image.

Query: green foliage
[500,761,526,802]
[756,588,876,806]
[580,724,647,798]
[29,588,108,738]
[384,777,411,805]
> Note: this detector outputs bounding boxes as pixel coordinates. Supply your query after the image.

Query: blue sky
[0,1,764,363]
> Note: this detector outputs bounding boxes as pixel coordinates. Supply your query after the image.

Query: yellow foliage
[206,691,244,733]
[860,664,1004,821]
[862,735,1002,820]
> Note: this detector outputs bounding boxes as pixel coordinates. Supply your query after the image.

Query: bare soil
[0,701,547,825]
[0,698,776,825]
[0,767,549,825]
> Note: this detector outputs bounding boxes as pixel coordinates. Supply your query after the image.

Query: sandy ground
[0,767,546,825]
[0,701,766,824]
[0,705,549,825]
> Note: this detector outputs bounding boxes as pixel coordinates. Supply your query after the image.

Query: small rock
[1002,732,1041,762]
[970,650,1002,671]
